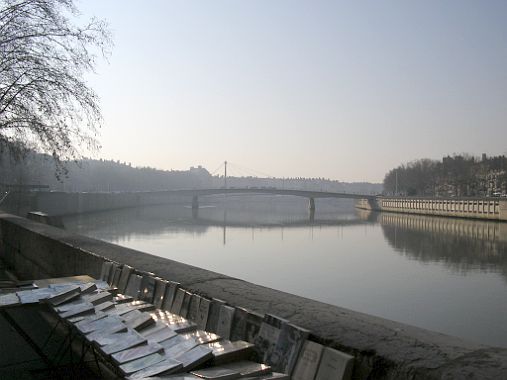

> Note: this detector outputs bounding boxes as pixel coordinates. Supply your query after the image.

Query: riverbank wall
[0,211,506,379]
[357,197,507,221]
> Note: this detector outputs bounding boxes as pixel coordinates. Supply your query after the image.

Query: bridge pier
[308,197,315,212]
[191,195,199,210]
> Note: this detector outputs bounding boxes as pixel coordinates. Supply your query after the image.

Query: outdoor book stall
[0,260,355,379]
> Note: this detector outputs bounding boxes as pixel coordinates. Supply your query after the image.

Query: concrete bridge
[153,188,377,212]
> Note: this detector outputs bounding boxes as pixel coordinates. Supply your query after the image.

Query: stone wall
[0,212,506,379]
[357,197,507,221]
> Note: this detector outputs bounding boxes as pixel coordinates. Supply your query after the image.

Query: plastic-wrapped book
[253,314,287,362]
[187,294,201,322]
[145,327,178,343]
[153,278,167,309]
[171,288,186,315]
[206,298,226,333]
[181,330,221,345]
[111,342,164,364]
[124,312,154,331]
[139,275,156,303]
[218,360,272,377]
[269,323,310,374]
[162,281,180,311]
[230,306,249,341]
[292,340,324,380]
[119,352,166,375]
[162,339,199,358]
[174,345,213,371]
[117,265,134,294]
[59,303,95,319]
[78,315,125,334]
[87,291,113,306]
[91,329,139,346]
[126,358,182,379]
[100,331,147,355]
[314,347,354,380]
[216,305,235,340]
[244,311,263,344]
[196,297,211,331]
[125,274,143,300]
[191,366,240,379]
[180,291,193,318]
[206,340,255,365]
[45,285,81,306]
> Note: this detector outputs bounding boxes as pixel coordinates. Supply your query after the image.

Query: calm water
[63,196,507,348]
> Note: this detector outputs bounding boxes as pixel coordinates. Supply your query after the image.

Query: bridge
[153,188,377,212]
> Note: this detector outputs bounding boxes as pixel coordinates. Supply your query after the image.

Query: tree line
[383,154,507,197]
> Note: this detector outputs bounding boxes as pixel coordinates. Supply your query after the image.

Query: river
[63,195,507,348]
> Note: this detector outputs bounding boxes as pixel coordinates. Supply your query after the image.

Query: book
[181,330,221,345]
[153,278,168,309]
[243,373,289,380]
[145,327,178,343]
[216,360,271,377]
[126,358,183,379]
[230,306,249,341]
[119,352,166,375]
[117,265,134,294]
[100,331,147,355]
[170,288,186,315]
[158,334,189,351]
[87,291,113,306]
[90,328,137,345]
[162,338,199,358]
[114,294,134,304]
[125,274,143,300]
[162,281,180,311]
[112,342,164,364]
[55,299,90,313]
[95,300,115,312]
[80,282,97,295]
[196,297,211,331]
[270,323,310,375]
[139,275,157,303]
[244,311,264,344]
[180,291,193,318]
[0,293,20,307]
[99,261,113,282]
[112,264,122,287]
[216,305,235,340]
[187,294,201,322]
[191,366,240,380]
[124,312,154,331]
[78,315,125,334]
[139,320,167,337]
[59,303,95,319]
[314,347,354,380]
[253,314,288,363]
[206,340,255,365]
[174,345,213,371]
[45,285,81,306]
[292,340,324,380]
[206,298,226,333]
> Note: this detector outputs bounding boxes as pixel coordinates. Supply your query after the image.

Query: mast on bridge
[224,160,227,189]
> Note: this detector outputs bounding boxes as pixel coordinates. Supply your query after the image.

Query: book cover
[158,334,188,351]
[145,327,178,344]
[187,294,201,322]
[126,358,183,379]
[216,305,235,340]
[206,298,226,333]
[244,311,264,344]
[230,306,249,341]
[95,300,115,312]
[196,297,211,331]
[292,340,324,380]
[112,265,122,287]
[139,275,156,303]
[87,291,113,306]
[220,360,271,377]
[100,332,147,355]
[153,278,168,309]
[92,329,138,346]
[138,320,167,337]
[162,339,199,358]
[119,352,166,375]
[171,288,186,315]
[78,315,125,334]
[174,345,213,371]
[99,261,113,282]
[253,314,288,363]
[180,291,193,318]
[125,312,154,331]
[181,330,221,345]
[117,265,134,294]
[191,367,240,380]
[112,342,164,364]
[207,340,255,365]
[79,282,97,295]
[59,303,95,319]
[125,274,143,300]
[314,347,354,380]
[162,281,180,311]
[270,323,310,375]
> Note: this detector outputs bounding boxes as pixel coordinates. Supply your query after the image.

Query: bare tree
[0,0,111,178]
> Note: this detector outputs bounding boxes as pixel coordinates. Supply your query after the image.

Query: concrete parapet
[0,212,506,378]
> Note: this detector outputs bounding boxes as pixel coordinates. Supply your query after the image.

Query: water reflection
[358,210,507,280]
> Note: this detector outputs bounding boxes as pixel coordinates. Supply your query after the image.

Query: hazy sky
[79,1,507,182]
